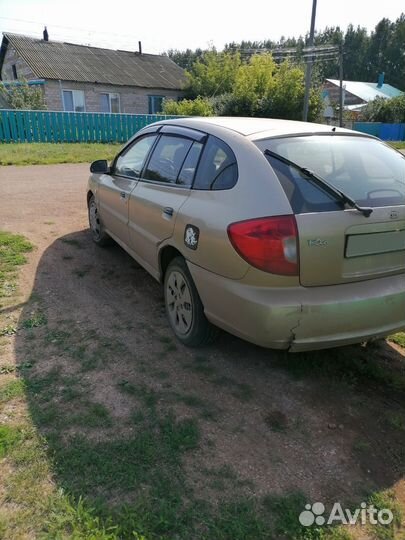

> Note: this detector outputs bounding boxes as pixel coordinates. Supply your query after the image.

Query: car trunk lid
[296,206,405,286]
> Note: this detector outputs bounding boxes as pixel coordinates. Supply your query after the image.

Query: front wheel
[164,257,218,347]
[88,195,110,246]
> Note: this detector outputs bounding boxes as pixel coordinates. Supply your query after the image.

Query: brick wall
[1,45,37,80]
[323,81,365,106]
[44,80,183,114]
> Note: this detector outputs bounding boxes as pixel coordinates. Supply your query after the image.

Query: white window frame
[148,95,165,114]
[100,92,120,113]
[62,89,86,112]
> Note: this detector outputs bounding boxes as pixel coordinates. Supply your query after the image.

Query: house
[0,30,186,114]
[323,74,403,112]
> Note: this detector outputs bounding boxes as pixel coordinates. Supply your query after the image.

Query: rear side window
[193,135,238,190]
[144,135,193,184]
[177,142,203,186]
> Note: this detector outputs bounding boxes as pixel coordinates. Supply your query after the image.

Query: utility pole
[302,0,317,121]
[339,44,344,127]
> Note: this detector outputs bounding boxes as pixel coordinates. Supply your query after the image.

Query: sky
[0,0,404,54]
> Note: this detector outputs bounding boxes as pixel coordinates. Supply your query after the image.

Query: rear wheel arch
[163,255,219,347]
[159,245,183,282]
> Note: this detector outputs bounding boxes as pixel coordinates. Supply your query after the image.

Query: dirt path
[1,164,405,535]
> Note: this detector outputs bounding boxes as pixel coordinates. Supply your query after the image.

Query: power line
[0,16,143,43]
[0,16,168,54]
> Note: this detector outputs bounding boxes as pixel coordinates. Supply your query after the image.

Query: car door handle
[120,192,126,199]
[163,207,174,217]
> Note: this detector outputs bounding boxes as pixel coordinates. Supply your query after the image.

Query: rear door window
[144,135,193,184]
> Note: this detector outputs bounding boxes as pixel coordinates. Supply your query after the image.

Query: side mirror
[90,159,110,174]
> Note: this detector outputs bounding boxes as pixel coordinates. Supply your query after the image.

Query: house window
[100,92,120,113]
[148,95,164,114]
[62,90,85,112]
[12,64,17,80]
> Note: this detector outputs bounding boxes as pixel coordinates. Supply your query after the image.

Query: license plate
[346,229,405,258]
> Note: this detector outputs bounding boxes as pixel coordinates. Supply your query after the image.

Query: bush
[361,95,405,122]
[162,96,214,116]
[0,79,46,110]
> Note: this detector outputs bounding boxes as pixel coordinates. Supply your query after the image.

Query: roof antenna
[331,126,336,132]
[43,26,49,41]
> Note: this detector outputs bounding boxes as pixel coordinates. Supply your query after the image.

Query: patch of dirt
[1,164,405,510]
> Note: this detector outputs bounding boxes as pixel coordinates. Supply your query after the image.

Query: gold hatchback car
[87,117,405,351]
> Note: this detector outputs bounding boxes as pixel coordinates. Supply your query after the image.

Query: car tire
[88,195,110,247]
[164,256,218,347]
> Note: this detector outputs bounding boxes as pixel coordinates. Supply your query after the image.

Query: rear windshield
[256,135,405,212]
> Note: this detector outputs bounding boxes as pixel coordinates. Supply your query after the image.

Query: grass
[368,490,403,540]
[0,141,402,167]
[0,231,33,299]
[0,425,22,458]
[388,141,405,150]
[0,379,26,403]
[22,311,47,328]
[0,142,121,166]
[389,332,405,348]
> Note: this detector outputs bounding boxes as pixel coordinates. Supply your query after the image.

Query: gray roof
[1,33,186,90]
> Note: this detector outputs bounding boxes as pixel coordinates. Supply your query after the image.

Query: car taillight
[227,215,299,276]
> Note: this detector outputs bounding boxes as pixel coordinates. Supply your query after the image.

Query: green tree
[184,50,241,98]
[0,80,46,110]
[211,54,322,121]
[172,13,405,91]
[262,61,322,121]
[383,14,405,90]
[343,25,370,81]
[166,48,205,70]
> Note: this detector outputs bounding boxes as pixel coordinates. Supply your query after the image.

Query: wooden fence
[0,110,180,143]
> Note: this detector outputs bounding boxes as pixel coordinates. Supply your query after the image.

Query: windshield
[256,135,405,208]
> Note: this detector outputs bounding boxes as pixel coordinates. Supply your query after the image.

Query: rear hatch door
[256,134,405,287]
[297,206,405,286]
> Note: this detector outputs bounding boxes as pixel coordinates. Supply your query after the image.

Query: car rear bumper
[188,263,405,352]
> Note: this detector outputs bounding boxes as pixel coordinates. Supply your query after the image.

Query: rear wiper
[264,149,373,218]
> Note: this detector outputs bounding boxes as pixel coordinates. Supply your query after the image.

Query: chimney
[138,41,142,54]
[43,26,49,41]
[377,72,385,88]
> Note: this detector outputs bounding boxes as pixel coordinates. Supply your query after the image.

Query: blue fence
[353,122,405,141]
[0,110,180,143]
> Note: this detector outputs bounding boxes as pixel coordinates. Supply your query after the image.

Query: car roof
[159,116,358,139]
